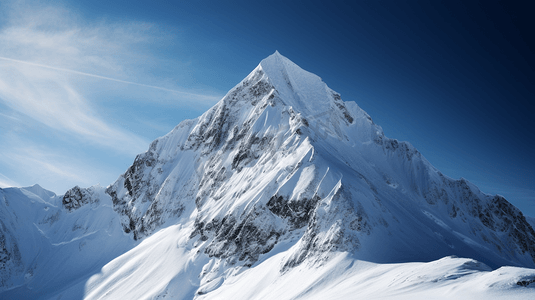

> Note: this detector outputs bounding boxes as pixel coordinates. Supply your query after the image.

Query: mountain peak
[258,51,335,118]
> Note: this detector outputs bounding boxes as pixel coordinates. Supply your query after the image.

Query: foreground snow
[206,253,535,300]
[2,185,534,299]
[35,223,535,299]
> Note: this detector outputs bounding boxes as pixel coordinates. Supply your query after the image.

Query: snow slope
[1,52,535,299]
[204,253,535,300]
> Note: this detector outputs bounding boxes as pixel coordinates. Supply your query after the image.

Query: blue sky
[0,0,533,216]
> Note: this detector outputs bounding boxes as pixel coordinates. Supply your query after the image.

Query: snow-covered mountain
[1,52,535,299]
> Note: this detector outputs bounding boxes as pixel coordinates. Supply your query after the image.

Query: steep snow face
[259,51,351,122]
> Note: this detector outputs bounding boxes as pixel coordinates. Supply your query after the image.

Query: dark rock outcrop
[63,186,98,211]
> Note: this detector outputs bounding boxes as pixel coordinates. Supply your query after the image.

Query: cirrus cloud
[0,1,220,193]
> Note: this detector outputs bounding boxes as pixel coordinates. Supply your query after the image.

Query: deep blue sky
[0,1,533,216]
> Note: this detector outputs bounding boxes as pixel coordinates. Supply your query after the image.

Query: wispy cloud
[2,145,87,184]
[0,4,150,155]
[0,2,219,154]
[0,134,112,193]
[0,63,149,155]
[0,172,20,189]
[0,1,221,193]
[0,56,220,102]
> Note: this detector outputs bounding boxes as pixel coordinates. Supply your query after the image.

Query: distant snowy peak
[0,184,131,294]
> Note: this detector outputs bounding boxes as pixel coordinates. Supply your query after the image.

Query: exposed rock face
[193,205,282,267]
[420,175,535,264]
[0,219,22,288]
[63,185,99,211]
[283,184,368,270]
[266,194,320,229]
[105,142,176,240]
[478,194,535,260]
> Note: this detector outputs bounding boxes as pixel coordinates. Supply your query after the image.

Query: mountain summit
[2,52,535,299]
[259,51,343,118]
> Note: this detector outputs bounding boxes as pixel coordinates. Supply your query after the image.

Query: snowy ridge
[1,52,535,299]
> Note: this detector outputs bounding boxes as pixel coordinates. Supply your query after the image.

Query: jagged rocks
[517,277,535,287]
[122,151,158,201]
[479,195,535,263]
[184,101,231,152]
[0,220,22,289]
[107,178,186,240]
[105,142,174,240]
[332,91,354,124]
[192,205,282,267]
[283,185,368,271]
[63,185,99,211]
[267,194,320,229]
[0,234,9,269]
